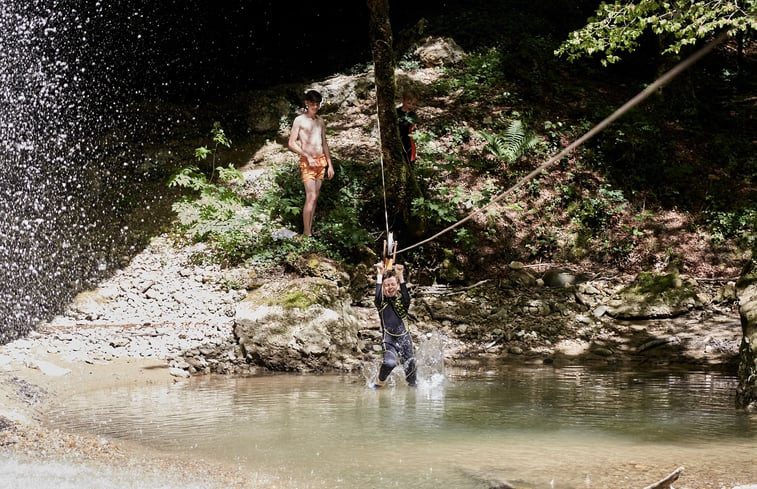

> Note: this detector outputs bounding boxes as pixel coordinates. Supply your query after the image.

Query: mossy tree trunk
[367,0,415,236]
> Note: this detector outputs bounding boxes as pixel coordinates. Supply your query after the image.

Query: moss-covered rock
[736,258,757,410]
[606,271,706,319]
[234,277,362,372]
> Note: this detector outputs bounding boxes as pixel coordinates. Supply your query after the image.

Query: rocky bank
[0,233,744,382]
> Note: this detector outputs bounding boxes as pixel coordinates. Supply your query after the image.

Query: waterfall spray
[0,1,169,344]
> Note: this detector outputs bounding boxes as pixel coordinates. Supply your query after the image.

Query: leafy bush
[524,226,559,259]
[704,207,757,249]
[568,185,627,235]
[428,48,506,103]
[261,159,376,255]
[411,185,489,227]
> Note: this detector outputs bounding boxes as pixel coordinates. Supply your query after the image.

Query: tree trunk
[736,257,757,410]
[367,0,414,235]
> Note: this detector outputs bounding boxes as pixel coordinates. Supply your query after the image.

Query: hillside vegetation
[162,2,755,285]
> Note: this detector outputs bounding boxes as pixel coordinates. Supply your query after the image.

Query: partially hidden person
[373,261,417,388]
[287,89,334,237]
[396,89,418,164]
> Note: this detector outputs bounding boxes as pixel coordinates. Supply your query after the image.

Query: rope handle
[382,233,398,270]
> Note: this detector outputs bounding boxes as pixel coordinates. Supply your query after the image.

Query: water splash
[415,329,447,385]
[361,330,448,390]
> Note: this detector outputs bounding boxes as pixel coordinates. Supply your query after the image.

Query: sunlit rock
[289,253,350,288]
[542,269,579,288]
[414,36,465,67]
[310,73,374,112]
[234,277,361,372]
[606,271,705,319]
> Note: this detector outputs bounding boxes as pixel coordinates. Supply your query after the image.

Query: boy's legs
[375,334,417,387]
[377,347,398,382]
[302,178,323,236]
[375,339,399,387]
[399,334,417,386]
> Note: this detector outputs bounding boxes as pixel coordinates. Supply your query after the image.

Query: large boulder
[234,277,363,372]
[308,73,375,112]
[736,258,757,410]
[414,36,465,67]
[245,91,293,133]
[605,271,706,319]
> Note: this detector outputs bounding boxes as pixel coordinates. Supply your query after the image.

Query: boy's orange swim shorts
[299,155,328,182]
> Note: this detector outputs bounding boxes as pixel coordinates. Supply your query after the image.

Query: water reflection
[47,366,756,489]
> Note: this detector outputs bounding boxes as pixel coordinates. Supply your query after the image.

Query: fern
[478,120,541,164]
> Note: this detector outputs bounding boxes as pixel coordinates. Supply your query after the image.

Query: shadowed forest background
[0,0,754,342]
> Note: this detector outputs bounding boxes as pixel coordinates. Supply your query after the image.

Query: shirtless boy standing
[287,90,334,237]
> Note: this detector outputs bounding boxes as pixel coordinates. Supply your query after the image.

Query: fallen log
[642,466,684,489]
[637,336,680,353]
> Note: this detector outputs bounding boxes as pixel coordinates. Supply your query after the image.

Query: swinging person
[372,261,417,387]
[287,89,334,237]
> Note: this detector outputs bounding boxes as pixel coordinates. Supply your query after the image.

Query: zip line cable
[376,107,391,243]
[391,30,731,256]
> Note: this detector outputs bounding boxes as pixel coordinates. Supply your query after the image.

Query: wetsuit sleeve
[399,282,410,309]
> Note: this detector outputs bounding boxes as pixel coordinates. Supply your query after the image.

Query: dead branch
[446,279,491,296]
[642,466,684,489]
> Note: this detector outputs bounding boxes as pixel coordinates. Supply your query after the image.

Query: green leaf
[195,147,211,161]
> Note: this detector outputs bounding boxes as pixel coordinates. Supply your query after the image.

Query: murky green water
[46,365,756,489]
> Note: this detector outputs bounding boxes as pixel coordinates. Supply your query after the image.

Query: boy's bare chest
[300,118,321,134]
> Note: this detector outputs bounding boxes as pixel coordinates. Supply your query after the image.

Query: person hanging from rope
[288,89,334,238]
[372,261,417,388]
[396,89,418,165]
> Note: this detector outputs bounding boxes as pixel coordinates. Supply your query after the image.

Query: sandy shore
[0,351,254,489]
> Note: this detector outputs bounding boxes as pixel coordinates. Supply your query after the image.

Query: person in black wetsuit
[396,90,418,164]
[372,261,417,388]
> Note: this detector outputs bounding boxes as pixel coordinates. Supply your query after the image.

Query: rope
[376,92,391,242]
[394,30,731,256]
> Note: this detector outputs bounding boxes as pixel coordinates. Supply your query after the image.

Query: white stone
[32,359,71,377]
[169,367,190,378]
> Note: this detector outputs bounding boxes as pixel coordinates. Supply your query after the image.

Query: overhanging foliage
[555,0,757,65]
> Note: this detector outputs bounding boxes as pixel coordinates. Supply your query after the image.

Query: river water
[43,364,755,489]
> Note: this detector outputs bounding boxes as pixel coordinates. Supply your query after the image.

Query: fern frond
[478,120,542,165]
